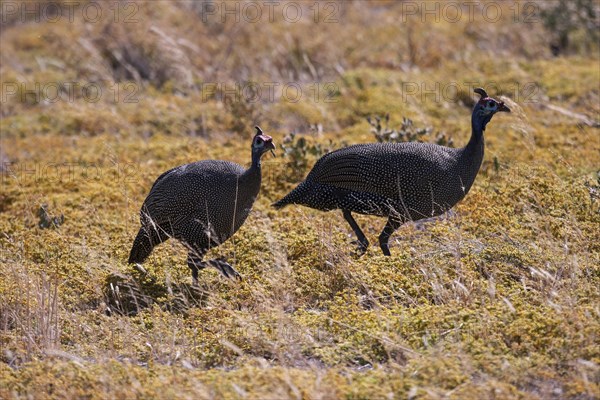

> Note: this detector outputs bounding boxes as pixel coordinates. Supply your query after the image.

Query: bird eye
[488,100,495,108]
[256,138,263,145]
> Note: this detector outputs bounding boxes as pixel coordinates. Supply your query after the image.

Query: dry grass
[1,1,599,399]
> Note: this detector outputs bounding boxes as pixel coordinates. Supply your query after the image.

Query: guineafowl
[274,88,510,256]
[129,126,275,283]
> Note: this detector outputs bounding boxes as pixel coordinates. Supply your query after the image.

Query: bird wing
[141,161,244,227]
[306,143,454,199]
[306,147,371,187]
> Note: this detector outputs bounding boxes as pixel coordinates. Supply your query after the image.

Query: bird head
[472,88,510,132]
[252,126,275,157]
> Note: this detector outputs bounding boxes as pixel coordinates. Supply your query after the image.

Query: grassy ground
[1,1,599,399]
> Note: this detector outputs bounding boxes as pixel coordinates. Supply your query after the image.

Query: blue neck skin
[241,147,264,184]
[468,108,492,147]
[250,148,263,170]
[453,106,491,194]
[472,111,490,136]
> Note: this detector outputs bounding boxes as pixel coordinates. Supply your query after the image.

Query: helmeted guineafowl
[129,126,275,283]
[273,88,510,256]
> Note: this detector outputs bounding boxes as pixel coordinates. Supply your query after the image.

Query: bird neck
[241,150,263,185]
[467,118,485,152]
[250,149,263,171]
[471,109,493,138]
[457,118,486,191]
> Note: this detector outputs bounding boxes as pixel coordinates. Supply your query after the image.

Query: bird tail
[272,197,290,209]
[128,228,155,264]
[272,189,299,209]
[272,182,308,209]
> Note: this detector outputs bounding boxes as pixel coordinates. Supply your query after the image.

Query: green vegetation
[368,115,454,146]
[1,1,599,399]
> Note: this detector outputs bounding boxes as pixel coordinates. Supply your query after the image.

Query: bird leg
[187,252,207,286]
[207,258,242,281]
[378,218,402,256]
[343,210,369,255]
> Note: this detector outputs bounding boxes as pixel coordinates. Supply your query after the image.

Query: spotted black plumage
[273,88,510,256]
[129,126,275,283]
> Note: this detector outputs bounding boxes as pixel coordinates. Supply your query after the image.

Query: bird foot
[350,240,368,257]
[207,258,242,281]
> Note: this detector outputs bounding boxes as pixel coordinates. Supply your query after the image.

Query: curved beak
[498,102,511,113]
[267,140,276,157]
[259,134,276,157]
